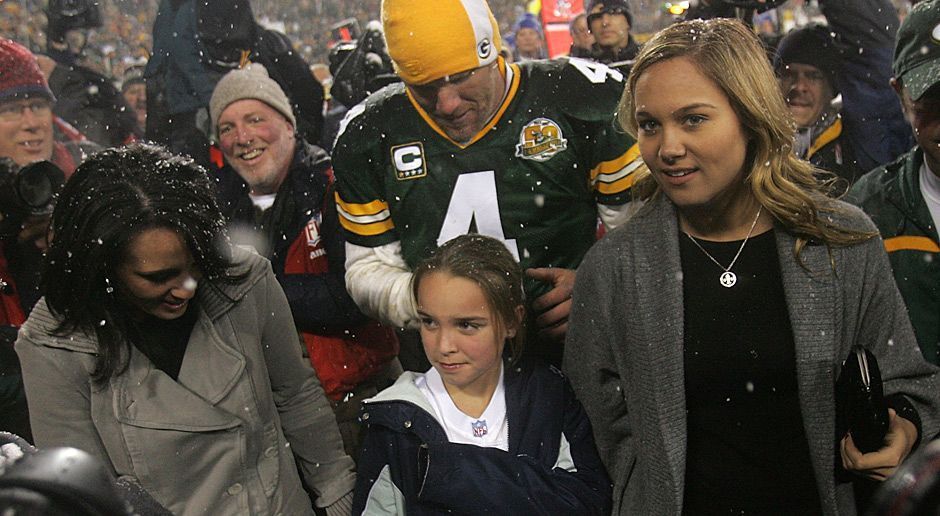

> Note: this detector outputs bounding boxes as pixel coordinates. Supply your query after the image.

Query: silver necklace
[684,206,763,288]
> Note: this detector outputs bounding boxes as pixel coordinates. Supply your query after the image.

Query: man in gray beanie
[211,63,401,470]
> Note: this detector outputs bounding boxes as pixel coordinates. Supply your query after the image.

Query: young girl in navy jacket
[352,234,611,515]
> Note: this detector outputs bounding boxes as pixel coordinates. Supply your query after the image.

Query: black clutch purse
[836,346,890,454]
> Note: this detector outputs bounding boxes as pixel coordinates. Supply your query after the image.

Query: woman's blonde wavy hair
[617,18,875,259]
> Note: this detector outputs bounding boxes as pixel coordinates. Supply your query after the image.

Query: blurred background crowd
[0,0,920,83]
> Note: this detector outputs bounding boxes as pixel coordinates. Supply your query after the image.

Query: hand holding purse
[836,346,890,454]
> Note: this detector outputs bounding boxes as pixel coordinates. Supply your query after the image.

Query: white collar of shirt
[919,158,940,234]
[415,365,509,451]
[249,192,277,211]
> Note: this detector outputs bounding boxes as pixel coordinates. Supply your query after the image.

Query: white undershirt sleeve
[597,200,643,232]
[344,241,420,330]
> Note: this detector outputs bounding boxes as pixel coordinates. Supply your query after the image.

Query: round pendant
[719,271,737,288]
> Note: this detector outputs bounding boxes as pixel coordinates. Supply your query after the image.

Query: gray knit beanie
[209,63,296,135]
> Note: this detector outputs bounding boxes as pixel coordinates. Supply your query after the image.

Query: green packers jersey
[333,57,640,299]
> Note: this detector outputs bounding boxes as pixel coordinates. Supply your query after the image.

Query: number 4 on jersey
[437,171,520,260]
[568,57,623,84]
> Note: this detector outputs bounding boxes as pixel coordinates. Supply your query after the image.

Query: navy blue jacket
[821,0,913,171]
[353,361,612,514]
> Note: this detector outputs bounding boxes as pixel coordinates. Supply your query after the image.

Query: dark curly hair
[43,143,240,383]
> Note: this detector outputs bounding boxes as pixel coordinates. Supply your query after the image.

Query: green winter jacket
[848,146,940,364]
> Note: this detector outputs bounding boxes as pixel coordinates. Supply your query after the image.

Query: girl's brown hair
[412,234,526,363]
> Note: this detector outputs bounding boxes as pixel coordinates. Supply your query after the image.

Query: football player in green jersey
[332,0,642,364]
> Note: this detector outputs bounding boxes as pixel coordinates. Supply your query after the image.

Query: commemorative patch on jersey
[391,142,427,180]
[515,118,568,162]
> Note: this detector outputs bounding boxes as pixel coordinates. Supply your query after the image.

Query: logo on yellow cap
[478,38,492,59]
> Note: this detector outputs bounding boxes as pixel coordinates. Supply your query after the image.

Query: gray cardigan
[565,194,940,515]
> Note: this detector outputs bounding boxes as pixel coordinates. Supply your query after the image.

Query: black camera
[329,21,400,109]
[0,159,65,238]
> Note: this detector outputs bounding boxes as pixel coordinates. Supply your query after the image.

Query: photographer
[0,40,71,441]
[1,40,98,177]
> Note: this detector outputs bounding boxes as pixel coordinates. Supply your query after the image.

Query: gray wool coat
[16,251,355,516]
[565,194,940,515]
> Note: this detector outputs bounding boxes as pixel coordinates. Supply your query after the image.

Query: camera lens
[14,161,65,212]
[17,171,53,209]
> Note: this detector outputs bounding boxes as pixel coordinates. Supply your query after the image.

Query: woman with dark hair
[353,234,611,514]
[15,143,356,515]
[564,18,940,514]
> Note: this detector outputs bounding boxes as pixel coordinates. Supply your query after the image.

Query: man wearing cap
[121,65,147,134]
[510,13,546,61]
[776,0,914,176]
[774,24,861,187]
[0,38,92,445]
[848,0,940,365]
[586,0,640,73]
[1,40,58,170]
[210,63,401,460]
[332,0,640,366]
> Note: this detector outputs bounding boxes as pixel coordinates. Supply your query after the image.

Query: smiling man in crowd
[211,63,400,458]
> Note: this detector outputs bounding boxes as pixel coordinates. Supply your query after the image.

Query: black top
[679,229,822,515]
[130,305,198,381]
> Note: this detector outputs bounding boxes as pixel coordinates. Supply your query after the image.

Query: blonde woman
[565,18,940,514]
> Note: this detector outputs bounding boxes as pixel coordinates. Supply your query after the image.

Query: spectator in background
[121,65,147,134]
[40,0,140,147]
[774,25,861,188]
[146,0,324,167]
[568,12,594,58]
[0,39,98,176]
[811,0,914,172]
[195,0,324,146]
[586,0,640,73]
[848,0,940,365]
[210,63,400,459]
[0,43,55,171]
[144,0,203,159]
[0,39,95,443]
[509,13,546,61]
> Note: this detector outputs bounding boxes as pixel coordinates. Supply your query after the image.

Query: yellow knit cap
[382,0,502,85]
